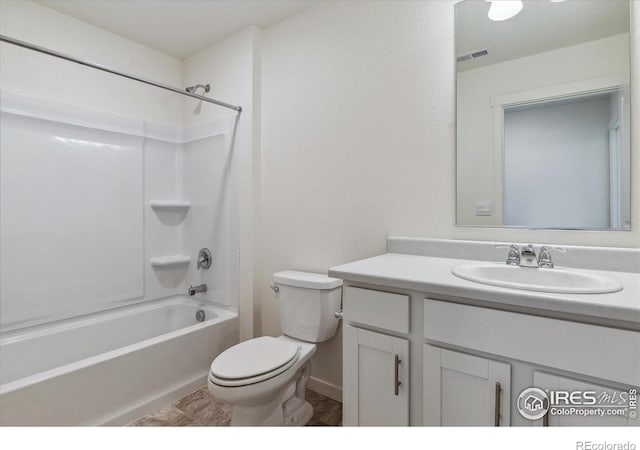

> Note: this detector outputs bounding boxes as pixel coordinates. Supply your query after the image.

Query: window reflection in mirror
[455,0,631,230]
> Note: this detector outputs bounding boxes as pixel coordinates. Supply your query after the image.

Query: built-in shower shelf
[150,200,191,210]
[149,255,191,268]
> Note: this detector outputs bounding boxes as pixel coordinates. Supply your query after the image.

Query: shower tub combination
[0,33,243,427]
[0,296,238,425]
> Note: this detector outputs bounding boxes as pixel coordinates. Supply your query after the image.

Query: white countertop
[329,253,640,327]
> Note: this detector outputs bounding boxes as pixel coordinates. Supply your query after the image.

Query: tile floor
[129,387,342,426]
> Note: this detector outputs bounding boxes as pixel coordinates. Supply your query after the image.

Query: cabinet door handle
[394,354,401,396]
[494,382,501,426]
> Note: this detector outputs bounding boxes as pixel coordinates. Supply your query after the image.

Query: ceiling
[31,1,633,67]
[456,0,630,71]
[35,0,315,59]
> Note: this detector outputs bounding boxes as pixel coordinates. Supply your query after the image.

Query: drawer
[424,299,640,386]
[344,287,409,334]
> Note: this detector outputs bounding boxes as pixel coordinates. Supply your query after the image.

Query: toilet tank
[273,271,343,343]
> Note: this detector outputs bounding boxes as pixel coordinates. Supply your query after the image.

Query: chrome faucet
[496,244,567,268]
[537,246,567,269]
[495,244,520,266]
[519,244,538,268]
[188,284,207,296]
[197,248,212,270]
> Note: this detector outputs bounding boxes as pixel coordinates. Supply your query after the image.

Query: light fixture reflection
[53,136,125,151]
[486,0,524,22]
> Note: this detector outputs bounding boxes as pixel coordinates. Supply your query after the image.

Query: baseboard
[307,376,342,403]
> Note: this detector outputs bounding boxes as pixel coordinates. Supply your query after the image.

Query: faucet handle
[495,243,520,265]
[541,246,567,253]
[495,243,520,251]
[197,248,212,270]
[537,246,567,269]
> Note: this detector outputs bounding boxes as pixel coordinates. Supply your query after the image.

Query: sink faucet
[188,284,207,296]
[495,244,520,266]
[537,246,567,269]
[519,244,538,268]
[496,244,567,268]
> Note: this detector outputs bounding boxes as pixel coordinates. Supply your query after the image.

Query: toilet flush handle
[270,284,279,293]
[334,310,343,320]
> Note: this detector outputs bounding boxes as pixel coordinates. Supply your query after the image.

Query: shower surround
[0,89,241,423]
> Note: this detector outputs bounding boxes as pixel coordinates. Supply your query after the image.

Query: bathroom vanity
[329,238,640,427]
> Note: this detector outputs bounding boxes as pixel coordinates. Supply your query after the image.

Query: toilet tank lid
[273,271,343,290]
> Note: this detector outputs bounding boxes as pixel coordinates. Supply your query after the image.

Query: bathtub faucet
[188,284,207,296]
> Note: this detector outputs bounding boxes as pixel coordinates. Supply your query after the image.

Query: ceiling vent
[456,48,489,63]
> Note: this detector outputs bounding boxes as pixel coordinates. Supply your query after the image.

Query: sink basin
[452,262,623,294]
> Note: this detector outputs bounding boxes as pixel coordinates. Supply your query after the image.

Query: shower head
[185,83,210,95]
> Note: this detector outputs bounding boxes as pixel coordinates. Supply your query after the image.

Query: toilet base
[226,363,314,426]
[229,394,314,427]
[284,401,313,426]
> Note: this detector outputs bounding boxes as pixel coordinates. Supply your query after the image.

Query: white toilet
[208,270,343,426]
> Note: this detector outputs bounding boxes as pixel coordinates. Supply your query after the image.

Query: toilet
[208,270,343,426]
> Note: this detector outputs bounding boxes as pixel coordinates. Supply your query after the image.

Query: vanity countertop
[329,253,640,328]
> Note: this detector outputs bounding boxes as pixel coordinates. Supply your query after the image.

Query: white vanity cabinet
[340,284,639,427]
[343,326,409,425]
[422,298,639,427]
[423,346,511,426]
[342,287,410,426]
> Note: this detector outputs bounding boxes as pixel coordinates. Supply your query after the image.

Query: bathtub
[0,295,238,425]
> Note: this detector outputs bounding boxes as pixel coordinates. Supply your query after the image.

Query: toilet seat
[210,336,300,387]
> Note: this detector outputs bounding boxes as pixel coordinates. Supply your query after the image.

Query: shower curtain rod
[0,34,242,113]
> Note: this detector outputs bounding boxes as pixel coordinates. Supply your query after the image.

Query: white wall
[259,1,455,398]
[504,95,612,228]
[457,33,630,227]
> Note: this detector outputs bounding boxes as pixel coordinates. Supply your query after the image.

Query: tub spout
[188,284,207,296]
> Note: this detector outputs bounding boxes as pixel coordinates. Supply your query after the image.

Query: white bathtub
[0,295,238,425]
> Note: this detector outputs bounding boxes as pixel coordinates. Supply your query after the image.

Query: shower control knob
[197,248,212,270]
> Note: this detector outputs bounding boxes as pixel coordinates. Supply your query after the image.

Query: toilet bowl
[208,336,317,425]
[208,271,342,426]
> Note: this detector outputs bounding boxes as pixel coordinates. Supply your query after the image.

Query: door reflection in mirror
[503,91,630,229]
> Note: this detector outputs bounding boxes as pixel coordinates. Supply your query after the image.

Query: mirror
[455,0,631,230]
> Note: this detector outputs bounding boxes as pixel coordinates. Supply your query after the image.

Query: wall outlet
[475,200,493,216]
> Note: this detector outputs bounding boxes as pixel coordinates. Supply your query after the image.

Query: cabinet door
[423,345,511,426]
[343,325,409,426]
[533,371,639,426]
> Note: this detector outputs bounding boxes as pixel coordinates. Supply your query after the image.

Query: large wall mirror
[455,0,631,230]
